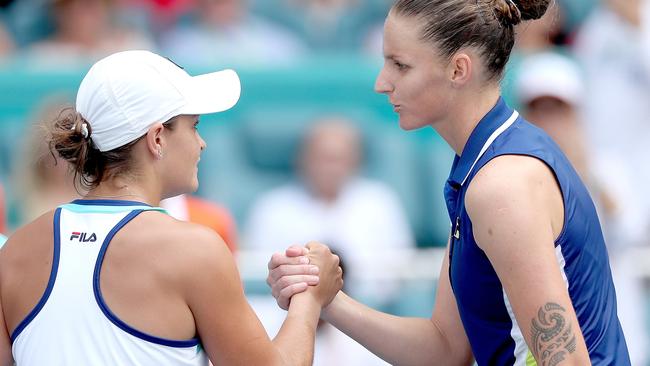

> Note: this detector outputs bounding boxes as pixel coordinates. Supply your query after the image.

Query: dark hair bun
[494,0,550,26]
[514,0,551,21]
[50,108,93,164]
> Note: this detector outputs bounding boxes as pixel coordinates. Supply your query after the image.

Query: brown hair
[392,0,551,81]
[48,108,177,190]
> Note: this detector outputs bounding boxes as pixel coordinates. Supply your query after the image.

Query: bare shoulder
[465,155,561,250]
[129,210,232,261]
[0,211,55,265]
[465,154,556,212]
[122,211,235,280]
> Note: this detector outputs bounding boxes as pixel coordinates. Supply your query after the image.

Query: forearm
[272,292,321,366]
[321,292,458,366]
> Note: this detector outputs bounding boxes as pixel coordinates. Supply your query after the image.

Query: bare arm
[466,155,591,365]
[268,244,474,366]
[0,249,14,366]
[182,227,341,366]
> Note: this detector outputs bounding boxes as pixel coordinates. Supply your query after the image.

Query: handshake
[266,242,344,311]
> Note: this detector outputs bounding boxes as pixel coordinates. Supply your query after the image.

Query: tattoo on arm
[530,302,577,366]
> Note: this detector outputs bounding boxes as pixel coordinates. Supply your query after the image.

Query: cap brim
[180,69,241,115]
[519,82,580,106]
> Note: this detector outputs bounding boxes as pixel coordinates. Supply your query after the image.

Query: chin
[398,116,426,131]
[189,178,200,193]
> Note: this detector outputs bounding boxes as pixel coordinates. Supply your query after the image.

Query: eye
[193,120,200,130]
[393,60,409,71]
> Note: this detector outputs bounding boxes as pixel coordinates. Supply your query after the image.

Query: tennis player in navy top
[267,0,631,364]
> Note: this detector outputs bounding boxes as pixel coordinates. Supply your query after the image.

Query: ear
[449,52,472,86]
[145,123,166,160]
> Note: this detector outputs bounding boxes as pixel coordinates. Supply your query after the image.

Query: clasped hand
[267,242,342,310]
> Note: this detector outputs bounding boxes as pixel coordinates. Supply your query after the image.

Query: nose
[374,66,393,94]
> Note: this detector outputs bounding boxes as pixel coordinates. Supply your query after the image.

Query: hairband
[70,120,90,139]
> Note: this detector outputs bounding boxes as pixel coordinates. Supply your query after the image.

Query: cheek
[399,75,448,127]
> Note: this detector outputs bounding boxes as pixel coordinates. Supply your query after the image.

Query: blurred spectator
[244,116,414,294]
[278,0,377,52]
[161,194,238,253]
[245,117,408,365]
[573,0,650,249]
[160,0,305,66]
[0,19,13,57]
[516,53,589,179]
[12,97,82,224]
[574,3,650,359]
[117,0,195,33]
[25,0,154,65]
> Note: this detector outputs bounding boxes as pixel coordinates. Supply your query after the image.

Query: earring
[157,149,164,159]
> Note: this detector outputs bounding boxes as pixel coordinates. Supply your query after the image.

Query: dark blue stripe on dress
[93,209,200,348]
[11,208,62,343]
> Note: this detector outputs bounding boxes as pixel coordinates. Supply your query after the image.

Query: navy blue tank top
[443,98,630,365]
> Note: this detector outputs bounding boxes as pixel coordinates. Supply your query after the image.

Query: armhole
[10,208,62,343]
[93,209,200,348]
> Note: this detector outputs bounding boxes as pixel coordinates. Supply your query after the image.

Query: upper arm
[179,227,282,365]
[430,238,474,365]
[0,250,14,365]
[465,155,589,364]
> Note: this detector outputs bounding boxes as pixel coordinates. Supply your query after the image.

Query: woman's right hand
[267,243,342,310]
[303,242,343,308]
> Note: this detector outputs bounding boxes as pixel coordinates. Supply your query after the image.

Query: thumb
[285,245,308,257]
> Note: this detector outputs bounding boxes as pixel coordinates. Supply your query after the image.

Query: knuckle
[270,268,282,281]
[278,277,290,288]
[270,253,282,266]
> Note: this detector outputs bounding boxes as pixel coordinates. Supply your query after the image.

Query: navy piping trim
[93,209,200,348]
[71,199,152,207]
[11,208,62,343]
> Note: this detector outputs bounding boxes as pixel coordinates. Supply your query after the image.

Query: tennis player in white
[0,50,342,365]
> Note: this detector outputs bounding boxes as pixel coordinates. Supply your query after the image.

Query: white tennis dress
[11,200,208,366]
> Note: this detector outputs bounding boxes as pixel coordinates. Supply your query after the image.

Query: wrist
[321,291,344,321]
[289,290,320,309]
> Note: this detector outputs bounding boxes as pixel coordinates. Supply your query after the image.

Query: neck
[434,86,501,156]
[84,179,161,207]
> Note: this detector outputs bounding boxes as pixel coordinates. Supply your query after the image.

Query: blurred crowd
[0,0,391,66]
[1,0,650,364]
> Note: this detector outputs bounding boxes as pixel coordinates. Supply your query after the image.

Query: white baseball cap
[515,52,584,107]
[76,50,241,152]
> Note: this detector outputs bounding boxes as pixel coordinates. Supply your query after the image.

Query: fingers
[276,282,308,311]
[267,264,319,283]
[270,274,320,296]
[272,278,315,310]
[268,252,310,270]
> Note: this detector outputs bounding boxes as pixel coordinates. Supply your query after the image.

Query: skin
[0,115,343,365]
[268,11,592,366]
[299,119,361,203]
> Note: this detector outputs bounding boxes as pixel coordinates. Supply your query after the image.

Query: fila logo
[70,232,97,243]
